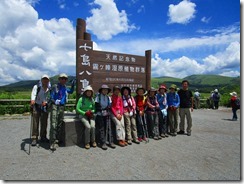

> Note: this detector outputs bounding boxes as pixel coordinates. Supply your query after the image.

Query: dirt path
[0,108,240,180]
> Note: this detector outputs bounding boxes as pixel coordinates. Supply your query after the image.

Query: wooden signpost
[76,18,151,97]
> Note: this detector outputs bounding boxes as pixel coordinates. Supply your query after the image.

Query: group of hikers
[30,73,239,151]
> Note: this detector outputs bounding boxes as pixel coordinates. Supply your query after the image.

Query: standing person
[156,85,169,138]
[76,86,96,149]
[49,73,75,151]
[212,89,220,109]
[134,87,148,142]
[121,86,140,145]
[230,92,240,121]
[194,89,201,109]
[167,84,180,136]
[30,75,51,146]
[177,80,193,136]
[95,84,116,150]
[146,87,161,140]
[110,86,127,147]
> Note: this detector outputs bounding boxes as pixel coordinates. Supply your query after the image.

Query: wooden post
[145,50,151,90]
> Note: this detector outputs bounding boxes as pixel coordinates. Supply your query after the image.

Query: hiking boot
[127,140,132,145]
[101,143,108,150]
[123,140,128,146]
[160,134,165,138]
[158,136,162,139]
[118,140,125,147]
[133,139,140,144]
[40,137,49,143]
[50,143,56,151]
[85,144,90,149]
[92,142,97,148]
[177,130,185,134]
[143,136,147,141]
[31,139,37,146]
[109,143,116,149]
[165,134,169,138]
[187,132,191,136]
[138,137,143,142]
[154,136,159,140]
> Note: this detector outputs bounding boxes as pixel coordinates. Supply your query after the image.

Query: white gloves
[55,99,61,105]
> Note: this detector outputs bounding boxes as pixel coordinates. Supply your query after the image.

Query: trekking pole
[139,115,148,143]
[105,115,109,145]
[29,105,34,155]
[142,114,149,143]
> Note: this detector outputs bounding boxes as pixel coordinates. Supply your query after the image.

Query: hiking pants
[168,108,179,133]
[96,115,114,145]
[80,116,95,145]
[179,108,192,133]
[146,112,159,137]
[136,113,147,138]
[49,104,65,144]
[111,114,125,141]
[232,108,238,120]
[32,104,48,140]
[124,112,138,141]
[158,110,167,135]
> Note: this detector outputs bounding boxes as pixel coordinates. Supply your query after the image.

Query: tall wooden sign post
[76,18,151,98]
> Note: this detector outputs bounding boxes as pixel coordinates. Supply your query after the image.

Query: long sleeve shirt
[122,95,136,114]
[134,95,147,111]
[167,92,180,108]
[50,83,74,105]
[146,96,159,112]
[76,96,95,116]
[111,94,123,116]
[31,85,50,105]
[156,93,168,110]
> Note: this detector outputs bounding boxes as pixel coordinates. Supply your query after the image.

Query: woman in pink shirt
[121,86,140,145]
[111,86,127,147]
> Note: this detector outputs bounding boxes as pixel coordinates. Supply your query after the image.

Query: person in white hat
[30,74,51,146]
[212,89,220,109]
[76,86,96,149]
[95,84,116,150]
[230,92,240,121]
[49,73,75,151]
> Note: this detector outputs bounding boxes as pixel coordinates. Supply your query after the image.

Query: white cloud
[86,0,137,40]
[151,54,204,78]
[201,16,211,23]
[0,0,76,86]
[137,5,145,13]
[150,41,240,78]
[167,0,196,25]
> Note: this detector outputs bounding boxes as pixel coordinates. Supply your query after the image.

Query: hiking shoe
[187,132,191,136]
[154,136,159,140]
[133,139,140,144]
[40,137,49,143]
[101,144,108,150]
[109,143,116,149]
[143,136,147,141]
[118,140,125,147]
[31,139,37,146]
[158,136,162,139]
[85,144,90,149]
[177,130,185,134]
[165,134,169,138]
[92,142,97,148]
[138,137,143,142]
[160,134,166,138]
[127,140,132,145]
[50,143,56,151]
[123,140,128,146]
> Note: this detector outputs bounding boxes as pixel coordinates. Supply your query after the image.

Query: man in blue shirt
[49,73,75,151]
[167,84,180,136]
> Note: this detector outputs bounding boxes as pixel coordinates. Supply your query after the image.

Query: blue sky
[0,0,240,86]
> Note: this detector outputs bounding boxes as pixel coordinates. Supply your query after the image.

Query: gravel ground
[0,107,241,181]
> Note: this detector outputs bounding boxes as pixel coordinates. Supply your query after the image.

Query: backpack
[235,98,240,109]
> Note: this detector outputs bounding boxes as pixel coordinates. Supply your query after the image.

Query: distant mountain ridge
[0,74,240,93]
